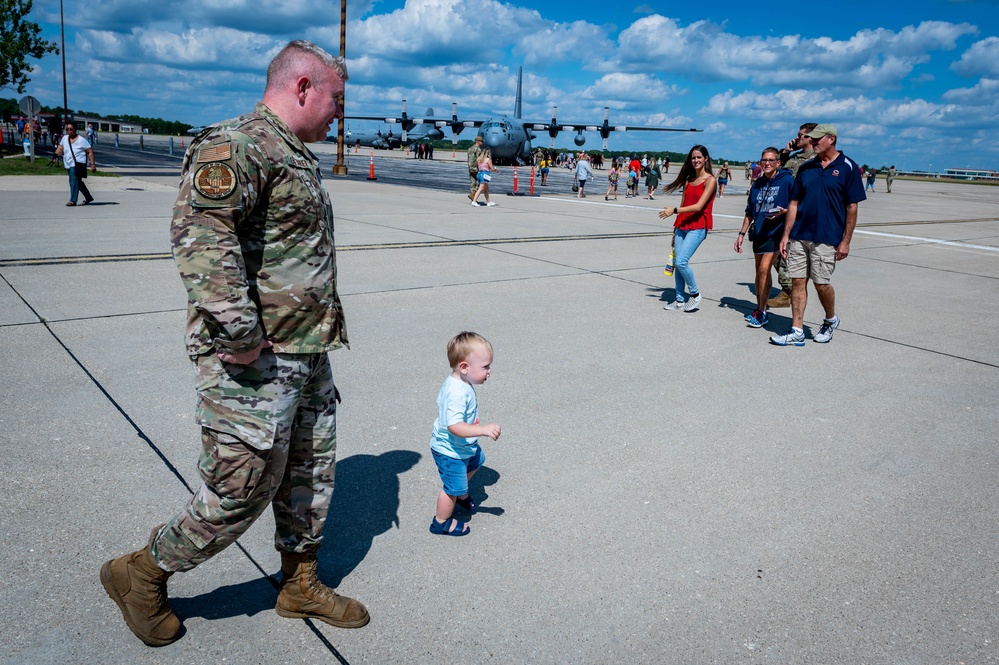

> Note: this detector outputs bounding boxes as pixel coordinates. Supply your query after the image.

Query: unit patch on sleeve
[194,162,237,199]
[191,142,240,207]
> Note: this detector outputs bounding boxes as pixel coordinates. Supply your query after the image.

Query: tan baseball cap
[805,124,838,138]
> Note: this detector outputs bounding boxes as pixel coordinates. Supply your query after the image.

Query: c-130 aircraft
[338,110,444,150]
[341,68,701,164]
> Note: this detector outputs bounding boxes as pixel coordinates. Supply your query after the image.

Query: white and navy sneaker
[663,300,686,311]
[813,316,840,343]
[683,294,702,312]
[769,328,805,346]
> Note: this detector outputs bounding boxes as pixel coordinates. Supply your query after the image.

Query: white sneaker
[486,202,497,207]
[769,328,805,347]
[683,294,702,312]
[470,201,479,207]
[813,316,840,343]
[663,300,685,311]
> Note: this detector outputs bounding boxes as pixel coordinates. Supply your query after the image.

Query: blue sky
[19,0,999,170]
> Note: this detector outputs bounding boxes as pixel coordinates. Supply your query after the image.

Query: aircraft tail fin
[514,66,522,119]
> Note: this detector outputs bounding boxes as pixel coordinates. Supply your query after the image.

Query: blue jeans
[67,167,92,204]
[673,228,707,302]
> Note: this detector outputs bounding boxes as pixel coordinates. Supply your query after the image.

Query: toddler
[429,332,502,537]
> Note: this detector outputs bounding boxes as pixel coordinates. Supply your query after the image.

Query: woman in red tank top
[658,145,717,312]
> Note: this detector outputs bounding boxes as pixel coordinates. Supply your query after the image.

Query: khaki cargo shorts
[787,240,836,284]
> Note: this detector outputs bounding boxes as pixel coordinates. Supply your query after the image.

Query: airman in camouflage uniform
[770,122,817,308]
[100,40,368,648]
[467,134,485,200]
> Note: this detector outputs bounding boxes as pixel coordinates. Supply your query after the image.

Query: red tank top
[674,179,713,231]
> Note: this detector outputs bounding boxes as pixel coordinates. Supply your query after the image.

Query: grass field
[0,147,114,177]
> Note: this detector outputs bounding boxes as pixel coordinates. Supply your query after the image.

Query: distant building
[945,168,998,181]
[71,114,144,134]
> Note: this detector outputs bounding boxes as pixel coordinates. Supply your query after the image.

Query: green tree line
[1,98,194,135]
[73,109,193,135]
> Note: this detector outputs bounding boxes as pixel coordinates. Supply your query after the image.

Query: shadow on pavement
[171,576,276,620]
[170,449,422,621]
[465,465,503,517]
[319,449,422,587]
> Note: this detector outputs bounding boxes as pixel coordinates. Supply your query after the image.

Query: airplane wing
[346,101,485,145]
[530,107,701,150]
[554,121,700,133]
[343,114,411,123]
[590,124,699,133]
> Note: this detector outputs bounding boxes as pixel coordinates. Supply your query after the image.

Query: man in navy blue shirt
[771,124,866,346]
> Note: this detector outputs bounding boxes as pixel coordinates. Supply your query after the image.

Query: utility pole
[331,0,348,176]
[60,0,69,123]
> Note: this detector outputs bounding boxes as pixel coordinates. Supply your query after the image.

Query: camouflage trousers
[469,172,479,197]
[151,351,338,573]
[774,253,792,291]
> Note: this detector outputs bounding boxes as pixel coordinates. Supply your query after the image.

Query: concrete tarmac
[1,163,997,664]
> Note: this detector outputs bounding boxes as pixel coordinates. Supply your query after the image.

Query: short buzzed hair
[800,122,818,133]
[265,40,348,93]
[447,331,492,369]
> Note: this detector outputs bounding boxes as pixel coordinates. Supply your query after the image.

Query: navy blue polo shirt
[789,152,866,245]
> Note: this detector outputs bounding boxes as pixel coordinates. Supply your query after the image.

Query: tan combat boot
[275,552,370,628]
[100,531,181,647]
[767,290,792,308]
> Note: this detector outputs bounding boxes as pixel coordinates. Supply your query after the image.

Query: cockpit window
[482,121,511,132]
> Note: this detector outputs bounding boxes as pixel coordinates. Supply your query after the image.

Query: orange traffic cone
[367,152,377,181]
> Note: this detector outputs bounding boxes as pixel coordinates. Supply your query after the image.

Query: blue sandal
[429,517,469,537]
[455,495,476,511]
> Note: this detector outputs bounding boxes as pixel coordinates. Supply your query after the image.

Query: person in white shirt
[54,123,96,206]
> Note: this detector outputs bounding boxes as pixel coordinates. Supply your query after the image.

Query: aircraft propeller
[599,107,628,151]
[436,102,477,146]
[530,106,564,149]
[379,100,420,143]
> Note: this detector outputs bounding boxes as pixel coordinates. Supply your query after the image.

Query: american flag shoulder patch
[197,143,232,163]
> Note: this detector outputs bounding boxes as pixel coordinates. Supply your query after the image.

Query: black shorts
[753,219,784,254]
[753,236,777,254]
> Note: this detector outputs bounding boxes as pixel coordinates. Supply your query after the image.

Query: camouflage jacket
[171,103,347,357]
[467,144,484,174]
[782,149,816,177]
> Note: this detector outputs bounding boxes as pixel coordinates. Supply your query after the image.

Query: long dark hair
[663,144,713,195]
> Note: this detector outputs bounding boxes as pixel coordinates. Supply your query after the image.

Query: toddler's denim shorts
[432,446,485,497]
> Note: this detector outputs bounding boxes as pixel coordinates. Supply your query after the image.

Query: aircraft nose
[483,132,502,150]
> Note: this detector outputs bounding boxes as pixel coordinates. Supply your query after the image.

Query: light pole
[331,0,348,176]
[60,0,68,123]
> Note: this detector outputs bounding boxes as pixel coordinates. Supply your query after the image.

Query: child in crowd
[429,332,502,537]
[605,159,620,201]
